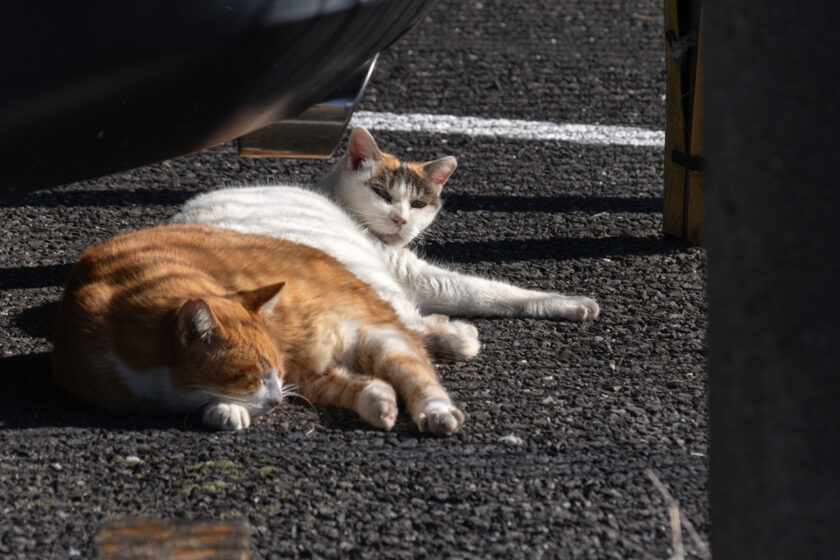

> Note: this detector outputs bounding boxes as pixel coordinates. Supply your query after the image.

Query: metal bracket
[238,54,378,158]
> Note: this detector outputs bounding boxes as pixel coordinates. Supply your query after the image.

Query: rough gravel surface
[0,1,708,558]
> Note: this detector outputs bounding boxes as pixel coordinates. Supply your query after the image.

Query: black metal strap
[672,149,704,172]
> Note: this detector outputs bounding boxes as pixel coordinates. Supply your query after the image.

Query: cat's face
[171,283,286,417]
[333,127,457,247]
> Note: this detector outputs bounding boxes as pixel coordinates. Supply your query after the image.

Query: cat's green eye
[410,200,427,209]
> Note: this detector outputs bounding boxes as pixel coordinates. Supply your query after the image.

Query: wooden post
[685,18,704,244]
[663,0,704,245]
[95,519,250,560]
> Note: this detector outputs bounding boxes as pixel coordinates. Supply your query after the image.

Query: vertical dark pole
[706,2,840,559]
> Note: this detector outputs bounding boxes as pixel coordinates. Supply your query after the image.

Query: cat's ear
[422,156,457,194]
[235,282,285,319]
[177,298,217,350]
[346,127,381,170]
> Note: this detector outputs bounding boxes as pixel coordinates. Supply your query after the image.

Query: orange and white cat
[52,224,464,434]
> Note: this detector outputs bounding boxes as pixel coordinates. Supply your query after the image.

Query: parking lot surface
[0,1,708,558]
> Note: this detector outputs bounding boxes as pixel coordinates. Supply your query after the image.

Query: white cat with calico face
[320,134,454,249]
[173,127,599,361]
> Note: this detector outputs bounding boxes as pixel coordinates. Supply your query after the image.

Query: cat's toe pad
[357,381,398,430]
[417,398,464,436]
[203,402,251,431]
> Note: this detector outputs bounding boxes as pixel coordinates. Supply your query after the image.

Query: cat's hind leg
[296,365,398,430]
[357,326,464,435]
[382,289,481,362]
[421,314,481,362]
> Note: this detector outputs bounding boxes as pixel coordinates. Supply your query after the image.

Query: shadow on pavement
[14,300,57,339]
[0,188,195,208]
[0,263,71,290]
[0,350,397,434]
[0,352,206,431]
[5,303,412,434]
[423,233,688,263]
[3,191,661,215]
[442,193,663,214]
[0,232,688,289]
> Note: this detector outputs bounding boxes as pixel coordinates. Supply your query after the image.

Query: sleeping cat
[173,127,600,361]
[52,224,464,434]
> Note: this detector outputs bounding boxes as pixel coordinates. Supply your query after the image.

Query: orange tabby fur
[52,224,464,434]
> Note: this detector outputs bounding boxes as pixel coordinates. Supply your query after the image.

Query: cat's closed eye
[372,186,392,203]
[410,200,427,209]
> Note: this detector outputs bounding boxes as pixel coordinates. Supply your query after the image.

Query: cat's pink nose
[392,216,407,227]
[268,400,281,408]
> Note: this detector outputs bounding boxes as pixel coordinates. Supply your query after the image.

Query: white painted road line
[351,110,664,148]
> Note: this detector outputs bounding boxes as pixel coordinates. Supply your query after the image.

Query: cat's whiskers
[281,390,319,416]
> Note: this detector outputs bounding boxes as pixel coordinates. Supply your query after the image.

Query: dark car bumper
[0,0,436,198]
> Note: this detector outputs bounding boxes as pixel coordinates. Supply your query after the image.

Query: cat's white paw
[527,294,600,322]
[422,316,481,362]
[357,381,398,430]
[416,398,464,436]
[202,402,251,431]
[568,296,600,321]
[449,320,481,357]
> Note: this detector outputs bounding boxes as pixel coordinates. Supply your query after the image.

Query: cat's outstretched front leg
[387,247,600,321]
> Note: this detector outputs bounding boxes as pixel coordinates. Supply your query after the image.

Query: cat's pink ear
[422,156,457,193]
[236,282,285,318]
[177,298,217,350]
[346,127,381,170]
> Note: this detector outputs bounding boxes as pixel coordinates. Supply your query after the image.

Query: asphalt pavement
[0,0,708,558]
